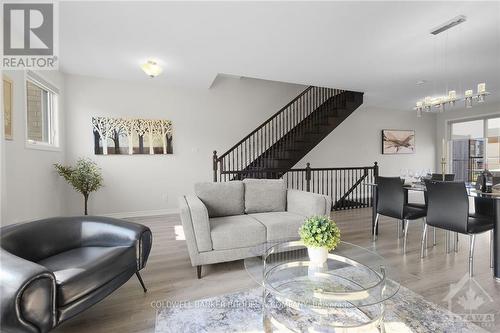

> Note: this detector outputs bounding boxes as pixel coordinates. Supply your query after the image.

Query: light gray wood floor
[54,208,500,333]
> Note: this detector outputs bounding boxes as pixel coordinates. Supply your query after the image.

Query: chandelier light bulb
[447,90,456,106]
[465,97,473,109]
[434,101,442,111]
[478,83,486,95]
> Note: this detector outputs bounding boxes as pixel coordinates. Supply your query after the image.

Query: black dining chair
[374,177,427,254]
[431,173,455,181]
[423,180,494,277]
[408,174,455,211]
[408,175,455,246]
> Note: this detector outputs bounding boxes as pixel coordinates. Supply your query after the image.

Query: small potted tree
[55,158,103,215]
[299,216,341,266]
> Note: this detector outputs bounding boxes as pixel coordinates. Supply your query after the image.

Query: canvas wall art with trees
[92,116,173,155]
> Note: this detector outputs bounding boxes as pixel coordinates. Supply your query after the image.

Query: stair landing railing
[284,162,379,210]
[213,86,343,182]
[209,161,379,211]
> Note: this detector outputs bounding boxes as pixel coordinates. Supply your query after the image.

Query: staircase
[213,86,363,181]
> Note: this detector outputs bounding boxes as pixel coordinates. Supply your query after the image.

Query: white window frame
[24,71,60,151]
[447,113,500,175]
[448,114,500,140]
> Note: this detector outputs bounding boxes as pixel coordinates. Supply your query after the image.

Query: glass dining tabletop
[364,181,500,199]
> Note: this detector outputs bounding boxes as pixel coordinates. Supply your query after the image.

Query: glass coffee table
[244,239,400,332]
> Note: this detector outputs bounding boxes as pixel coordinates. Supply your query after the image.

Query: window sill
[25,141,61,152]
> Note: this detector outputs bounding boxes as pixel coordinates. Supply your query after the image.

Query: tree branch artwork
[156,120,173,154]
[116,118,135,155]
[145,119,156,155]
[133,119,148,154]
[92,116,173,155]
[91,117,110,155]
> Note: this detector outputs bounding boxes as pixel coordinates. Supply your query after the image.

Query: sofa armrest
[0,249,56,333]
[287,189,332,217]
[80,216,152,271]
[179,195,213,255]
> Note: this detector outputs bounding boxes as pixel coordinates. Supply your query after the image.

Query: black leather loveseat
[0,216,152,333]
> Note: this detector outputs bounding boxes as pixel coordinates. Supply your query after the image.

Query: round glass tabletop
[244,239,400,309]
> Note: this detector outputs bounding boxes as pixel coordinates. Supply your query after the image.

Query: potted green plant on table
[54,158,103,215]
[299,216,341,266]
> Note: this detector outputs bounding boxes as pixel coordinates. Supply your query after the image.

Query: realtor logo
[2,2,58,69]
[443,274,495,330]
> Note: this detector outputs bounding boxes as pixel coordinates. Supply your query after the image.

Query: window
[449,115,500,181]
[486,117,500,172]
[451,119,484,139]
[25,72,59,148]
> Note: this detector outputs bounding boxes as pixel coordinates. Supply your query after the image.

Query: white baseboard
[1,209,180,225]
[102,208,179,219]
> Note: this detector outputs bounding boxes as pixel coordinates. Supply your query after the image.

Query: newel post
[372,161,379,236]
[305,163,311,192]
[213,151,218,182]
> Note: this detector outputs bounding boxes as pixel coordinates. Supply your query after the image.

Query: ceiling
[59,1,500,110]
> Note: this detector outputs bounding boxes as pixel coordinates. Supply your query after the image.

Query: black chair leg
[197,265,202,279]
[136,271,147,292]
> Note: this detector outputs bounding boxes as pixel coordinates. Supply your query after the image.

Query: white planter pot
[307,246,329,266]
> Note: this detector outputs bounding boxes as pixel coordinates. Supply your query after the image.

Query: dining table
[364,181,500,281]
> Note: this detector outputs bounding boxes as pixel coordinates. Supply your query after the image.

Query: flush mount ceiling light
[141,60,163,78]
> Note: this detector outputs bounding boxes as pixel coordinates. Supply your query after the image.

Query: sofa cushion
[38,246,136,306]
[195,181,245,217]
[243,179,287,214]
[249,212,306,241]
[287,189,330,216]
[210,215,266,251]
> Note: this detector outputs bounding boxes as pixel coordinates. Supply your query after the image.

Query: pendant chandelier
[414,15,491,117]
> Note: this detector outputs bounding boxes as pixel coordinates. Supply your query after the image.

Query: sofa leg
[136,272,147,292]
[197,265,202,279]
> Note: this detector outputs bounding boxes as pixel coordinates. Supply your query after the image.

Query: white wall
[64,74,305,215]
[3,70,441,219]
[436,102,500,171]
[295,105,437,176]
[0,78,4,224]
[2,70,66,225]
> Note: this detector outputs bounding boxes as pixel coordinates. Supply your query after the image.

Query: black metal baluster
[356,169,360,208]
[253,135,256,166]
[321,170,325,194]
[326,170,329,202]
[338,170,342,209]
[342,169,345,209]
[363,169,370,207]
[354,168,358,208]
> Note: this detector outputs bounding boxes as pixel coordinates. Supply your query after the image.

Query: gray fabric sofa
[179,179,331,278]
[0,216,152,333]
